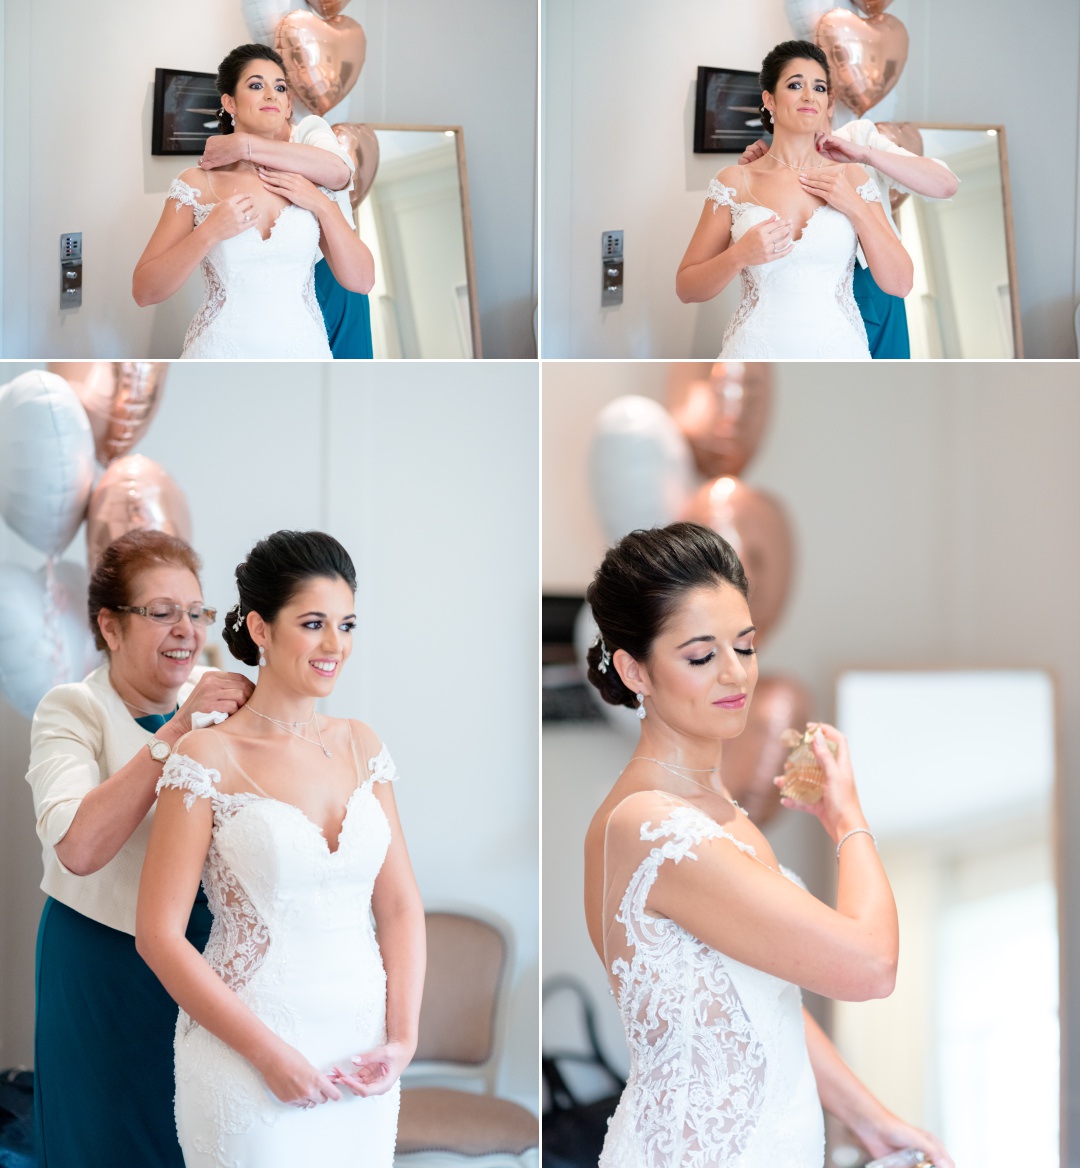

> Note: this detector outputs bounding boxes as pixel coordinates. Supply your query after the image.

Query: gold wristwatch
[148,737,172,764]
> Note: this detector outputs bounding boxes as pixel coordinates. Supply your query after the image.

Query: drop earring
[258,645,266,668]
[636,693,646,720]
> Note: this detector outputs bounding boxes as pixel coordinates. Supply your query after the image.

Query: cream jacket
[26,662,207,935]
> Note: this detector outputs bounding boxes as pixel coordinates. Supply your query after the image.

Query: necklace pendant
[323,748,332,758]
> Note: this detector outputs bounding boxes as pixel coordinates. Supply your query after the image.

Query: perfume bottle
[778,725,837,805]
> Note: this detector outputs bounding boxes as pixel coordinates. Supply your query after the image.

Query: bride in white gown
[133,45,374,359]
[677,41,913,359]
[136,531,425,1167]
[582,524,952,1168]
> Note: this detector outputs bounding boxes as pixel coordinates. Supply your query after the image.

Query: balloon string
[42,557,68,688]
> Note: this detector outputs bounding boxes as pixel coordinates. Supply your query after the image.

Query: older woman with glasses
[26,529,253,1168]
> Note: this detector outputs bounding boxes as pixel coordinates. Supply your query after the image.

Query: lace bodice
[600,797,824,1168]
[166,177,331,359]
[156,741,401,1167]
[705,177,879,359]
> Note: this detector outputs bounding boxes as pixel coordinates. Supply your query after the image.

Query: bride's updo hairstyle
[215,43,288,136]
[222,530,357,666]
[585,522,748,709]
[758,39,830,135]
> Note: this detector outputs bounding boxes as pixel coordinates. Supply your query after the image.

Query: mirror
[830,669,1058,1167]
[896,124,1022,359]
[350,124,482,359]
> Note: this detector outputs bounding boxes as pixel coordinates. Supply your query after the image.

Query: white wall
[541,0,1080,359]
[1,0,537,359]
[0,361,539,1109]
[541,362,1080,1153]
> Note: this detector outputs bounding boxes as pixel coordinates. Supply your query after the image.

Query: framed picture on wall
[152,68,220,155]
[693,66,765,153]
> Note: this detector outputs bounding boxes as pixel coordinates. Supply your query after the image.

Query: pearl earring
[258,645,266,668]
[636,693,646,720]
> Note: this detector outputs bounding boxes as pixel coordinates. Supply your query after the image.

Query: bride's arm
[676,168,793,302]
[803,1010,955,1167]
[132,171,257,306]
[135,744,342,1108]
[257,168,375,293]
[643,726,899,1001]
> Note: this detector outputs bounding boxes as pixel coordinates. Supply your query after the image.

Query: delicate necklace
[631,756,748,816]
[123,697,177,718]
[245,705,332,758]
[767,151,826,173]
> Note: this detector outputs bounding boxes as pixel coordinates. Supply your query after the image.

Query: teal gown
[314,259,374,359]
[852,262,910,359]
[33,710,212,1168]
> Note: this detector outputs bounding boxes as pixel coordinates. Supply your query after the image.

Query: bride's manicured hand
[256,167,329,214]
[199,134,246,169]
[775,722,864,839]
[851,1107,955,1168]
[797,167,863,219]
[734,214,794,266]
[202,193,259,242]
[260,1042,343,1107]
[327,1041,414,1098]
[813,133,869,165]
[164,671,255,742]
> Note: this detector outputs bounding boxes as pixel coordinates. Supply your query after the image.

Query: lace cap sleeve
[856,179,882,204]
[368,743,398,785]
[705,178,738,212]
[641,802,759,866]
[157,752,221,810]
[166,176,211,215]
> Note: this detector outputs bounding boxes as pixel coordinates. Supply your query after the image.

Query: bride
[583,523,952,1167]
[676,41,913,359]
[136,530,425,1167]
[133,45,375,359]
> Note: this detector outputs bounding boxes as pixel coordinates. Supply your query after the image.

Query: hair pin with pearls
[592,633,611,674]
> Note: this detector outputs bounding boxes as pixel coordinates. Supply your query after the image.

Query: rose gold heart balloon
[816,11,909,117]
[86,455,192,571]
[332,123,380,209]
[873,121,923,213]
[307,0,349,16]
[851,0,893,13]
[721,675,812,826]
[681,477,794,642]
[47,362,167,467]
[667,362,772,479]
[276,12,366,117]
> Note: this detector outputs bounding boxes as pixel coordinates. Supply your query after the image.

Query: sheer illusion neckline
[181,175,298,243]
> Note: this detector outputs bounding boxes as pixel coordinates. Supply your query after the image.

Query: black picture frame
[152,68,221,155]
[692,66,765,153]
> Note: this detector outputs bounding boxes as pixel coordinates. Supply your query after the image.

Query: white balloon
[0,371,95,557]
[785,0,857,40]
[0,561,101,719]
[588,396,697,544]
[572,602,640,737]
[241,0,294,44]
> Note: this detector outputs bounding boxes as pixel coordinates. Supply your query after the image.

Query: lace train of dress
[157,739,401,1167]
[708,179,877,359]
[600,798,825,1168]
[167,178,332,359]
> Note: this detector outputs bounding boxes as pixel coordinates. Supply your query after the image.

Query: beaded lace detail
[703,173,878,359]
[599,798,825,1168]
[156,740,400,1164]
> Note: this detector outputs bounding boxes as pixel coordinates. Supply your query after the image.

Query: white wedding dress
[166,177,332,359]
[600,797,825,1168]
[156,735,400,1167]
[707,178,880,359]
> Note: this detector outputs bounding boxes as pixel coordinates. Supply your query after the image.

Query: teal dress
[314,259,373,359]
[852,263,910,359]
[33,711,212,1168]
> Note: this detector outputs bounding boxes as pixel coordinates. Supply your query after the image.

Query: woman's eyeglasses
[114,602,217,627]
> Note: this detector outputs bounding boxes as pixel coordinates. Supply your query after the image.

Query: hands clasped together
[264,1039,412,1111]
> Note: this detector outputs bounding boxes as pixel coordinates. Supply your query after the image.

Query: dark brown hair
[216,43,287,135]
[88,530,203,652]
[585,523,749,709]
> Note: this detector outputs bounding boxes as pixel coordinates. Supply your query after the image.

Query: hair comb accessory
[231,609,244,633]
[591,632,611,674]
[778,725,837,805]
